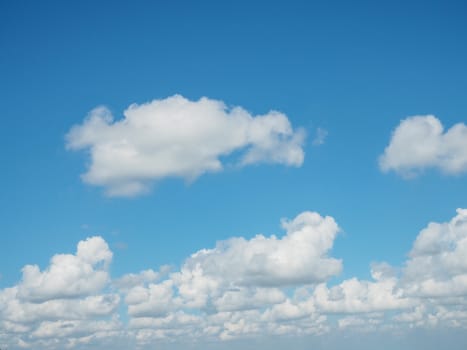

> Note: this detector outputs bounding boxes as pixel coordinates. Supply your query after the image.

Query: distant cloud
[2,210,467,348]
[379,115,467,177]
[312,127,328,146]
[66,95,306,197]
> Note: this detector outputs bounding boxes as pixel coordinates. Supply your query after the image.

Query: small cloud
[379,115,467,177]
[312,127,328,146]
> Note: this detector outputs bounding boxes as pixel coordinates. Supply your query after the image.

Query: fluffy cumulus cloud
[116,210,467,345]
[66,95,306,196]
[402,208,467,298]
[178,211,342,288]
[0,237,120,350]
[379,115,467,177]
[312,272,413,314]
[2,211,467,349]
[18,237,112,302]
[123,211,341,335]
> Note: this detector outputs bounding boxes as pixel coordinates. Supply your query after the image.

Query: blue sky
[1,0,467,349]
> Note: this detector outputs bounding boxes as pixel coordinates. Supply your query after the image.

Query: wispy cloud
[312,127,328,146]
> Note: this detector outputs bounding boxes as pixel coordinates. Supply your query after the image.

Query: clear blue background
[1,0,466,287]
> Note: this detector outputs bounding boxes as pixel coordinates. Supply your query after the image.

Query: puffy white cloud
[119,211,341,346]
[385,209,467,331]
[66,95,306,196]
[312,276,413,314]
[0,289,119,325]
[123,211,341,323]
[393,305,427,324]
[18,236,112,302]
[309,209,467,330]
[3,211,467,349]
[126,280,177,318]
[403,208,467,297]
[379,115,467,177]
[179,211,342,288]
[0,237,120,350]
[119,210,467,344]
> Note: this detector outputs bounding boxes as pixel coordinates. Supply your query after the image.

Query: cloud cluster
[2,210,467,349]
[124,211,341,320]
[66,95,306,196]
[379,115,467,177]
[0,237,121,349]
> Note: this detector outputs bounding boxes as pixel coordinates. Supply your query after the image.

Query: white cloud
[0,237,120,350]
[122,211,341,331]
[119,211,342,346]
[17,236,112,302]
[0,289,119,325]
[104,210,467,344]
[3,211,467,349]
[126,280,177,318]
[312,276,413,314]
[393,305,426,324]
[402,208,467,298]
[66,95,306,196]
[178,211,342,288]
[379,115,467,177]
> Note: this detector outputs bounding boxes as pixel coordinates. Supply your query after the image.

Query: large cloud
[3,211,467,349]
[66,95,306,196]
[122,210,467,345]
[124,211,342,319]
[379,115,467,177]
